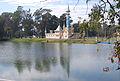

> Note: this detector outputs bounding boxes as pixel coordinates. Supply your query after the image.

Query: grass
[10,38,46,42]
[9,37,118,44]
[9,38,97,44]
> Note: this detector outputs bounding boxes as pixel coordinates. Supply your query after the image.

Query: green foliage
[73,23,79,32]
[0,16,5,39]
[33,8,53,38]
[59,13,66,29]
[22,19,33,37]
[4,27,11,32]
[12,7,23,37]
[88,4,103,37]
[4,26,12,38]
[0,0,120,40]
[49,15,59,30]
[0,12,13,38]
[79,22,86,34]
[22,9,34,37]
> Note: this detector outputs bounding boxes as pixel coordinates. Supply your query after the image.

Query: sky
[0,0,99,23]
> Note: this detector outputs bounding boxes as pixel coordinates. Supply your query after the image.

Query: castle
[45,6,80,39]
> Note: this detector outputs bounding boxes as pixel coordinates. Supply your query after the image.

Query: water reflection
[110,42,120,70]
[0,42,119,81]
[12,43,71,78]
[35,57,51,72]
[14,59,32,73]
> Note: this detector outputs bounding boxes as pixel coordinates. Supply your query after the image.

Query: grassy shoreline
[9,38,98,44]
[8,37,118,44]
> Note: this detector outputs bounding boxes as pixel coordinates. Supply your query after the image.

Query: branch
[73,0,79,9]
[106,0,115,12]
[86,0,91,3]
[100,0,107,13]
[40,0,47,2]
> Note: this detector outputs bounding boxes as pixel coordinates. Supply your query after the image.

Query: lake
[0,42,119,81]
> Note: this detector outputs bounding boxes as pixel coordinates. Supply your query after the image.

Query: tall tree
[12,6,24,38]
[33,8,52,38]
[87,0,120,25]
[79,20,90,38]
[1,12,13,38]
[0,16,5,39]
[88,4,103,37]
[22,9,34,37]
[59,13,66,29]
[49,15,59,30]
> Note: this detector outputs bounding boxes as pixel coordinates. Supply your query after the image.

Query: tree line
[0,6,68,40]
[76,0,120,38]
[0,0,120,40]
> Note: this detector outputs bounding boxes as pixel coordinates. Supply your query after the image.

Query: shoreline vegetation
[7,37,118,44]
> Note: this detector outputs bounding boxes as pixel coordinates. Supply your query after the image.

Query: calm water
[0,42,119,81]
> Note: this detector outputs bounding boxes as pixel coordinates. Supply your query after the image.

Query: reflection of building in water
[59,43,70,78]
[53,43,70,78]
[60,53,70,78]
[45,5,80,39]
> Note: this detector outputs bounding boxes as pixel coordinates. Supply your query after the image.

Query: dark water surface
[0,42,119,81]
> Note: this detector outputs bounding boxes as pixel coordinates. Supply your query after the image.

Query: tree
[22,19,33,37]
[22,9,34,37]
[33,8,52,38]
[1,12,13,38]
[59,13,66,29]
[42,12,52,33]
[79,20,90,38]
[73,23,79,33]
[88,4,103,37]
[4,26,12,38]
[49,15,59,30]
[12,6,24,38]
[0,16,5,40]
[87,0,120,25]
[0,12,13,39]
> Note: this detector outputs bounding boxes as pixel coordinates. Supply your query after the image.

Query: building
[45,6,80,39]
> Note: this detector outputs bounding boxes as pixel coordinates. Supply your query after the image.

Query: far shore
[5,37,117,44]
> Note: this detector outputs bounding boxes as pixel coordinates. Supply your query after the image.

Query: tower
[66,5,71,28]
[62,5,74,39]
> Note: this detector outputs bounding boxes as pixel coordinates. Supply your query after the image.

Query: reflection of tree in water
[14,59,24,73]
[26,60,32,72]
[35,57,51,72]
[14,59,32,74]
[14,56,58,73]
[103,42,120,72]
[111,42,120,70]
[14,43,71,76]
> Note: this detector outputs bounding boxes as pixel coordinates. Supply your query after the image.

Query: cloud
[1,0,45,6]
[0,0,98,23]
[0,0,65,6]
[45,4,92,23]
[0,0,96,6]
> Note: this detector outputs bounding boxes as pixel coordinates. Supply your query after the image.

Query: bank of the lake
[9,38,98,44]
[8,37,118,44]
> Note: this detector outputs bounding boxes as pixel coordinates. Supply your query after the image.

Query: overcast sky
[0,0,99,23]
